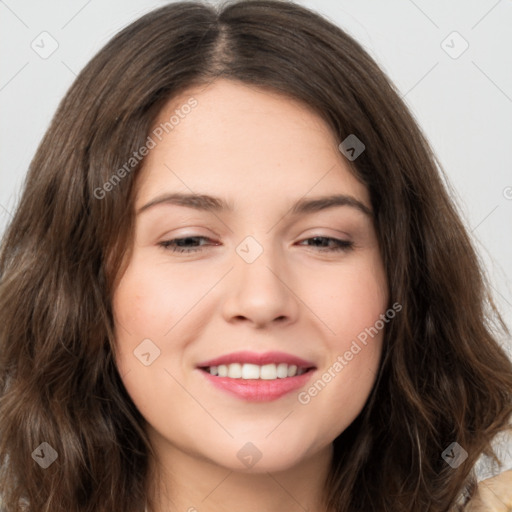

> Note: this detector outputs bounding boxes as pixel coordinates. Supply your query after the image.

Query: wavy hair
[1,1,511,511]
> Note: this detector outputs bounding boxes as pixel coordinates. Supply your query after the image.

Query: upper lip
[197,351,316,369]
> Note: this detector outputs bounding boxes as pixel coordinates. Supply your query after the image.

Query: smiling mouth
[199,362,315,380]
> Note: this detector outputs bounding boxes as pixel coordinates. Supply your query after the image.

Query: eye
[296,236,354,253]
[158,236,217,253]
[158,235,353,254]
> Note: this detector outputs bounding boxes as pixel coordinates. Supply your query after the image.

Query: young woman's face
[112,78,388,473]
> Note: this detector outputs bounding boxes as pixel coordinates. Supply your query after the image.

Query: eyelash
[158,236,354,254]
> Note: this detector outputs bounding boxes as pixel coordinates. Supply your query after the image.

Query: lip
[196,351,317,402]
[197,350,315,368]
[199,369,316,402]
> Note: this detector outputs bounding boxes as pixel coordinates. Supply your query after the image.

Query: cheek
[111,261,188,423]
[305,256,388,343]
[295,256,387,426]
[111,254,223,394]
[112,253,214,340]
[111,258,171,379]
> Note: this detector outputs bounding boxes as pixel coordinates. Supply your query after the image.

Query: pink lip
[197,350,315,368]
[199,370,316,402]
[196,351,317,402]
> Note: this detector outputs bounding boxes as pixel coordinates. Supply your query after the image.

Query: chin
[203,440,319,474]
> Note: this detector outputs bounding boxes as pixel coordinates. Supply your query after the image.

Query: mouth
[196,351,317,402]
[199,362,312,379]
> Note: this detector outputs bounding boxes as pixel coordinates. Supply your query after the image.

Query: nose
[221,240,300,328]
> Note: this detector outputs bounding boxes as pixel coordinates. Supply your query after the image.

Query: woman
[0,1,511,511]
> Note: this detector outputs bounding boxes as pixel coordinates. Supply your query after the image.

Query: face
[112,78,388,474]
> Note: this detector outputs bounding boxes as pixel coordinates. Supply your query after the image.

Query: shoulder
[464,469,512,511]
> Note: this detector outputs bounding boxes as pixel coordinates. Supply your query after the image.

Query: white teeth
[227,363,242,378]
[287,364,297,377]
[241,363,260,379]
[276,363,288,378]
[205,362,309,379]
[260,364,277,380]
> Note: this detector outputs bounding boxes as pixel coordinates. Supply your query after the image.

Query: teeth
[227,363,242,378]
[205,362,309,379]
[260,364,276,380]
[241,363,260,379]
[276,363,288,378]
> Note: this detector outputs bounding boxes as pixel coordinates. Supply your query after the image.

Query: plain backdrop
[1,0,511,475]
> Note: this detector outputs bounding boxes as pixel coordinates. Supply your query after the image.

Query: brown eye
[297,236,354,252]
[158,236,218,254]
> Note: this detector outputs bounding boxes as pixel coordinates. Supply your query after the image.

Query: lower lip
[199,369,315,402]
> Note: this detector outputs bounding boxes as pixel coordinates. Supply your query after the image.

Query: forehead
[135,78,370,210]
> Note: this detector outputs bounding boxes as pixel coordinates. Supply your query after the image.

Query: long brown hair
[1,1,511,511]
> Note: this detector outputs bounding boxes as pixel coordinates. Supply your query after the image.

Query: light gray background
[1,0,511,476]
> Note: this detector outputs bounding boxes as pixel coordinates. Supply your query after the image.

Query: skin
[466,470,512,511]
[112,78,389,512]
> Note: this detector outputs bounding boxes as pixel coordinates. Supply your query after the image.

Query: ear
[464,469,512,511]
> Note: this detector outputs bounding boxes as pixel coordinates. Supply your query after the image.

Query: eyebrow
[137,192,373,217]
